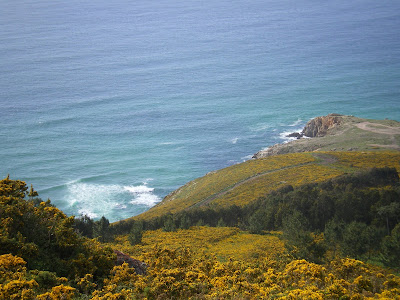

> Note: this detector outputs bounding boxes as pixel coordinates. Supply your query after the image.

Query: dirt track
[355,122,400,150]
[355,122,400,135]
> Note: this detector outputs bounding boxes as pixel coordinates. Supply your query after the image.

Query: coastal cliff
[253,114,400,158]
[301,113,342,137]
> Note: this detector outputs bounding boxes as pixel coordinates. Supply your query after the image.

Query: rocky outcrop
[301,114,342,137]
[286,132,302,139]
[253,114,344,159]
[114,250,147,275]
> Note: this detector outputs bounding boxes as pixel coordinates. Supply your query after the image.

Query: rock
[114,250,147,275]
[286,132,303,139]
[301,114,342,137]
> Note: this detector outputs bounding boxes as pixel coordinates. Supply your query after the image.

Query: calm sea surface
[1,0,399,221]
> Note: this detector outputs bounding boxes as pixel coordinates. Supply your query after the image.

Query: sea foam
[124,185,161,206]
[65,181,160,220]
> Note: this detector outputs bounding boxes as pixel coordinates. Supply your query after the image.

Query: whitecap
[125,183,161,206]
[64,181,160,220]
[114,203,127,209]
[124,185,154,194]
[279,127,304,143]
[130,193,160,206]
[249,123,272,132]
[241,154,254,161]
[289,118,303,127]
[142,178,153,185]
[78,208,98,219]
[158,141,177,145]
[231,137,239,144]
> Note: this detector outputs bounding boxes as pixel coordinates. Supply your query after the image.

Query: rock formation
[253,114,344,159]
[301,114,342,137]
[114,250,147,275]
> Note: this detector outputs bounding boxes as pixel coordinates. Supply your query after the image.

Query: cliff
[301,113,342,137]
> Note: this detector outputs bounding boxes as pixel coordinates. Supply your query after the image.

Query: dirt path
[190,153,338,209]
[355,122,400,150]
[355,122,400,135]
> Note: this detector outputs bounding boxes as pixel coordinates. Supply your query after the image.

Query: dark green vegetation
[0,176,115,283]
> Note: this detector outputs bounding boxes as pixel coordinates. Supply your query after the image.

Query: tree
[377,202,400,235]
[248,209,266,234]
[74,215,94,238]
[179,214,191,230]
[93,216,111,243]
[283,210,325,263]
[128,221,143,245]
[340,222,368,259]
[381,223,400,269]
[324,219,345,258]
[217,218,226,227]
[163,214,176,232]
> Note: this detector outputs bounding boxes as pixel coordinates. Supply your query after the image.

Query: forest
[1,165,400,299]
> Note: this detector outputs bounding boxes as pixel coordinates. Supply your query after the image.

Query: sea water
[1,0,399,222]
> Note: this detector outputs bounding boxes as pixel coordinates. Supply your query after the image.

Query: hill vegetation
[1,115,400,298]
[131,151,400,220]
[2,157,400,298]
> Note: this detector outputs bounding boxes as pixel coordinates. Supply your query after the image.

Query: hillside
[132,114,400,221]
[135,152,400,221]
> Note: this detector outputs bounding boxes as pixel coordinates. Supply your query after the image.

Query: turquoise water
[1,0,399,221]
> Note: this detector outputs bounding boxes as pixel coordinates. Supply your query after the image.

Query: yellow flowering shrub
[0,254,38,299]
[0,254,27,283]
[135,151,400,220]
[36,284,76,300]
[213,164,343,207]
[138,153,317,219]
[99,226,400,299]
[329,151,400,172]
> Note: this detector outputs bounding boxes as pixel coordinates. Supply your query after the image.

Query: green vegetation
[133,151,400,220]
[0,176,115,298]
[1,147,400,298]
[108,166,400,267]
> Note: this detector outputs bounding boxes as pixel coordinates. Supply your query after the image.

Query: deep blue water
[1,0,399,221]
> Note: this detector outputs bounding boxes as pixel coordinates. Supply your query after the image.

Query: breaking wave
[65,180,160,221]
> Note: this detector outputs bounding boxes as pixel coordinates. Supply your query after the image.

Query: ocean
[1,0,399,222]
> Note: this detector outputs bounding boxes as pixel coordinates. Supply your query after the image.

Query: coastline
[253,114,400,159]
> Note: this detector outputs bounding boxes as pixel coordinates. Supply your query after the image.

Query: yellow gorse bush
[2,225,400,299]
[329,151,400,172]
[97,240,400,299]
[95,226,400,299]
